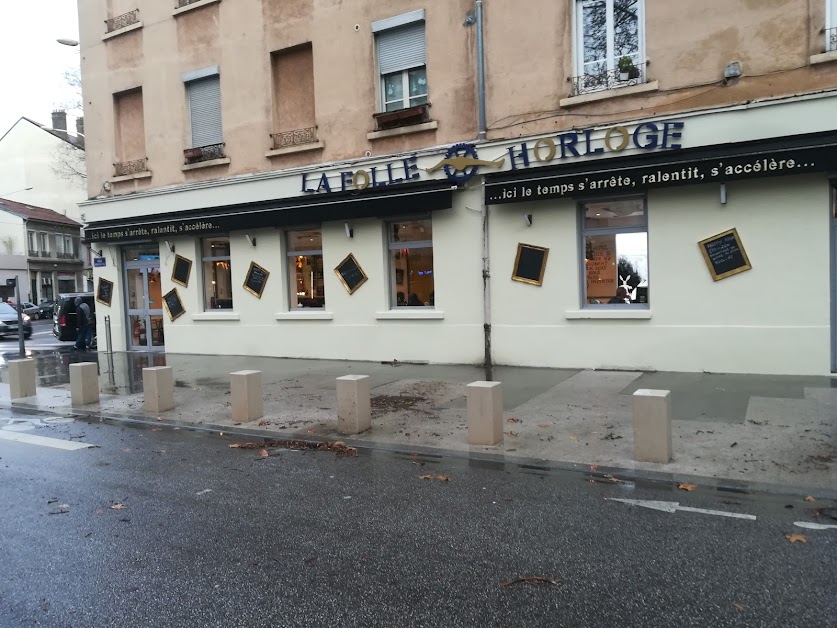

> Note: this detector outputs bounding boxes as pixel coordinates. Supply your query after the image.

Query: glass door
[124,247,164,352]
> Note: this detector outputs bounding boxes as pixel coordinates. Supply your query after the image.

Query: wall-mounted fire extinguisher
[133,319,146,345]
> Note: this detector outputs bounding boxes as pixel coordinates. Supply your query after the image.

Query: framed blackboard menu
[699,228,752,281]
[335,253,368,294]
[96,278,114,306]
[243,261,270,298]
[162,288,185,321]
[171,255,192,288]
[511,243,549,286]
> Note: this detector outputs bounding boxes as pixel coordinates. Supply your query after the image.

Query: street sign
[6,278,15,287]
[94,257,106,268]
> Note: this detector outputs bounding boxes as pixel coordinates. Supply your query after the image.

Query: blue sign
[94,257,106,267]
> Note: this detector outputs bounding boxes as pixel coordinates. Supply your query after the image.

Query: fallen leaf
[785,534,807,543]
[501,576,561,587]
[334,441,345,446]
[507,417,521,424]
[258,449,269,458]
[435,475,450,482]
[156,417,162,421]
[418,475,433,480]
[537,423,549,428]
[257,420,266,427]
[151,428,161,432]
[110,503,125,510]
[604,475,621,483]
[678,483,698,491]
[228,443,241,448]
[568,436,578,441]
[804,496,816,502]
[733,602,745,611]
[589,465,599,472]
[506,431,519,437]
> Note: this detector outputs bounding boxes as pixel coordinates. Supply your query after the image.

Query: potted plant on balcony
[618,56,638,81]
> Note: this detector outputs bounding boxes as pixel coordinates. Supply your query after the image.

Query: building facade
[78,0,837,375]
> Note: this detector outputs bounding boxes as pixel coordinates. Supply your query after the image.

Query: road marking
[793,521,837,530]
[0,431,94,450]
[196,489,212,496]
[606,498,757,521]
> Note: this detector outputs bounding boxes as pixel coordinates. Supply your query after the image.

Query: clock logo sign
[426,143,505,184]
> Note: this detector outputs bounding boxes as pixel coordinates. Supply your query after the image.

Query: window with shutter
[187,75,223,148]
[374,12,428,113]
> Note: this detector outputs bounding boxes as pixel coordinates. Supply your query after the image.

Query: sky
[0,1,81,137]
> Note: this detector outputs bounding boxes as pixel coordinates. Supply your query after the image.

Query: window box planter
[373,104,430,131]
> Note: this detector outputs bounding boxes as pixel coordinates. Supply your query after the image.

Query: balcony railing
[270,126,318,150]
[570,65,646,97]
[114,158,148,177]
[28,249,38,257]
[105,9,139,33]
[176,0,204,7]
[56,252,79,260]
[28,250,52,258]
[827,27,837,52]
[183,143,226,165]
[372,103,431,131]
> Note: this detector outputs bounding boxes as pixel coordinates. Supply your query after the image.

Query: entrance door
[124,247,164,351]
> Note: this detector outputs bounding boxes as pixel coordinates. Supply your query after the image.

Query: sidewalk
[1,350,834,492]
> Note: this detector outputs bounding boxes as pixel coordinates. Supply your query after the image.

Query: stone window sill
[559,81,659,108]
[375,309,444,320]
[109,170,152,183]
[275,311,333,321]
[265,141,325,158]
[565,309,652,320]
[810,50,837,65]
[192,311,240,321]
[367,121,438,141]
[102,21,143,41]
[173,0,221,17]
[181,157,230,172]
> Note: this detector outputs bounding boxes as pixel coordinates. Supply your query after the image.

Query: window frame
[373,11,428,113]
[200,235,233,311]
[182,66,223,149]
[381,67,428,112]
[578,194,649,309]
[573,0,646,85]
[386,217,434,309]
[828,0,837,51]
[285,228,325,311]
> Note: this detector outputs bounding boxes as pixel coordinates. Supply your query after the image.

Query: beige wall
[114,88,146,162]
[271,43,316,133]
[78,0,837,200]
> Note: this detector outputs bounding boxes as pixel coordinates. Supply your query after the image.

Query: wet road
[0,409,834,628]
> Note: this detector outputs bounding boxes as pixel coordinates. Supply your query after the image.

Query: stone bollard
[231,370,263,422]
[632,389,672,463]
[8,358,36,400]
[143,366,174,413]
[466,381,503,446]
[336,375,371,435]
[70,362,99,406]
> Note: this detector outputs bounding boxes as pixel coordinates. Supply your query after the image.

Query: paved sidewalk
[1,350,834,491]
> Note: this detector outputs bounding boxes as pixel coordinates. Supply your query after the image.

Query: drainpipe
[475,0,491,380]
[476,0,487,141]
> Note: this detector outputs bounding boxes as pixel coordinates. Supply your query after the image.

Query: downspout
[476,0,487,141]
[476,0,492,380]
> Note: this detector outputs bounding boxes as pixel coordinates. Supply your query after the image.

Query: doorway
[123,245,165,351]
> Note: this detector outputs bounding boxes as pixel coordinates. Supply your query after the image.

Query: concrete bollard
[143,366,174,413]
[466,381,503,446]
[8,358,36,400]
[70,362,99,406]
[336,375,371,435]
[231,370,263,422]
[632,389,673,463]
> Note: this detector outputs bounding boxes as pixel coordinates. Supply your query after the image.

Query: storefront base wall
[490,175,832,376]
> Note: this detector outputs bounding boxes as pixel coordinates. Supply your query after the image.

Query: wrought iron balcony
[29,250,52,258]
[56,252,79,260]
[570,65,646,97]
[270,126,318,150]
[183,143,226,165]
[113,158,148,177]
[827,27,837,52]
[176,0,204,7]
[105,9,139,33]
[28,249,38,257]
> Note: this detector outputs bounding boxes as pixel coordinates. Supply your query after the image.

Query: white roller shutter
[376,22,426,75]
[187,75,223,148]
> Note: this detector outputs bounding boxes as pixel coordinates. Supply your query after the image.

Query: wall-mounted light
[522,213,533,227]
[720,182,727,205]
[344,223,354,238]
[164,240,175,253]
[245,234,257,247]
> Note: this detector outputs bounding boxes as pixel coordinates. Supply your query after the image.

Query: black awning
[84,181,455,243]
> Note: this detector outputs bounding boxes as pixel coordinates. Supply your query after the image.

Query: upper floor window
[574,0,644,95]
[374,10,428,112]
[27,231,35,253]
[827,0,837,51]
[183,67,224,162]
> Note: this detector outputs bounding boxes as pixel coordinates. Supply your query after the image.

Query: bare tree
[51,67,87,184]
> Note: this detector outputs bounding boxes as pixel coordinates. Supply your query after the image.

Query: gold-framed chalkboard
[171,255,192,288]
[162,288,185,321]
[96,278,114,306]
[698,228,752,281]
[511,243,549,286]
[243,261,270,298]
[335,253,368,294]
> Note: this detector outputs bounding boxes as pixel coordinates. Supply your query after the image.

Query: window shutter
[376,22,426,75]
[187,75,223,148]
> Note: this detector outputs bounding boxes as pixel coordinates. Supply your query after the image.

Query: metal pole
[481,183,493,381]
[476,0,487,141]
[104,315,115,386]
[14,276,25,358]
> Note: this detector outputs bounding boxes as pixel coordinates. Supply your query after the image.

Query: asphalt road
[0,319,72,352]
[0,409,834,628]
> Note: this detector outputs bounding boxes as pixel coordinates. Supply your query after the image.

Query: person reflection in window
[608,287,630,304]
[407,293,423,306]
[397,291,407,306]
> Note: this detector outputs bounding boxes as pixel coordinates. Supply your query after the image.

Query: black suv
[52,293,96,342]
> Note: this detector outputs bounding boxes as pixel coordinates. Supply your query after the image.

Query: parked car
[37,300,55,318]
[52,292,96,342]
[0,302,32,339]
[5,300,41,320]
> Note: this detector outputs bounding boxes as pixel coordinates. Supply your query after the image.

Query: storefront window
[581,198,648,306]
[202,236,233,310]
[287,230,325,309]
[388,219,434,307]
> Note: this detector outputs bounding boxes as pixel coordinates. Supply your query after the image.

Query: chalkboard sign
[171,255,192,287]
[335,253,368,294]
[96,278,114,306]
[511,243,549,286]
[162,288,185,321]
[699,228,751,281]
[243,261,270,298]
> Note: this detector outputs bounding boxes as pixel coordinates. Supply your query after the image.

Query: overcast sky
[0,1,80,136]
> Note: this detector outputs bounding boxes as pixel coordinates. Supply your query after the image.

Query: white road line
[794,521,837,530]
[0,431,94,450]
[606,498,757,521]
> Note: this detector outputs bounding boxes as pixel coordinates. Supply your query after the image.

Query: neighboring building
[0,198,85,303]
[78,0,837,375]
